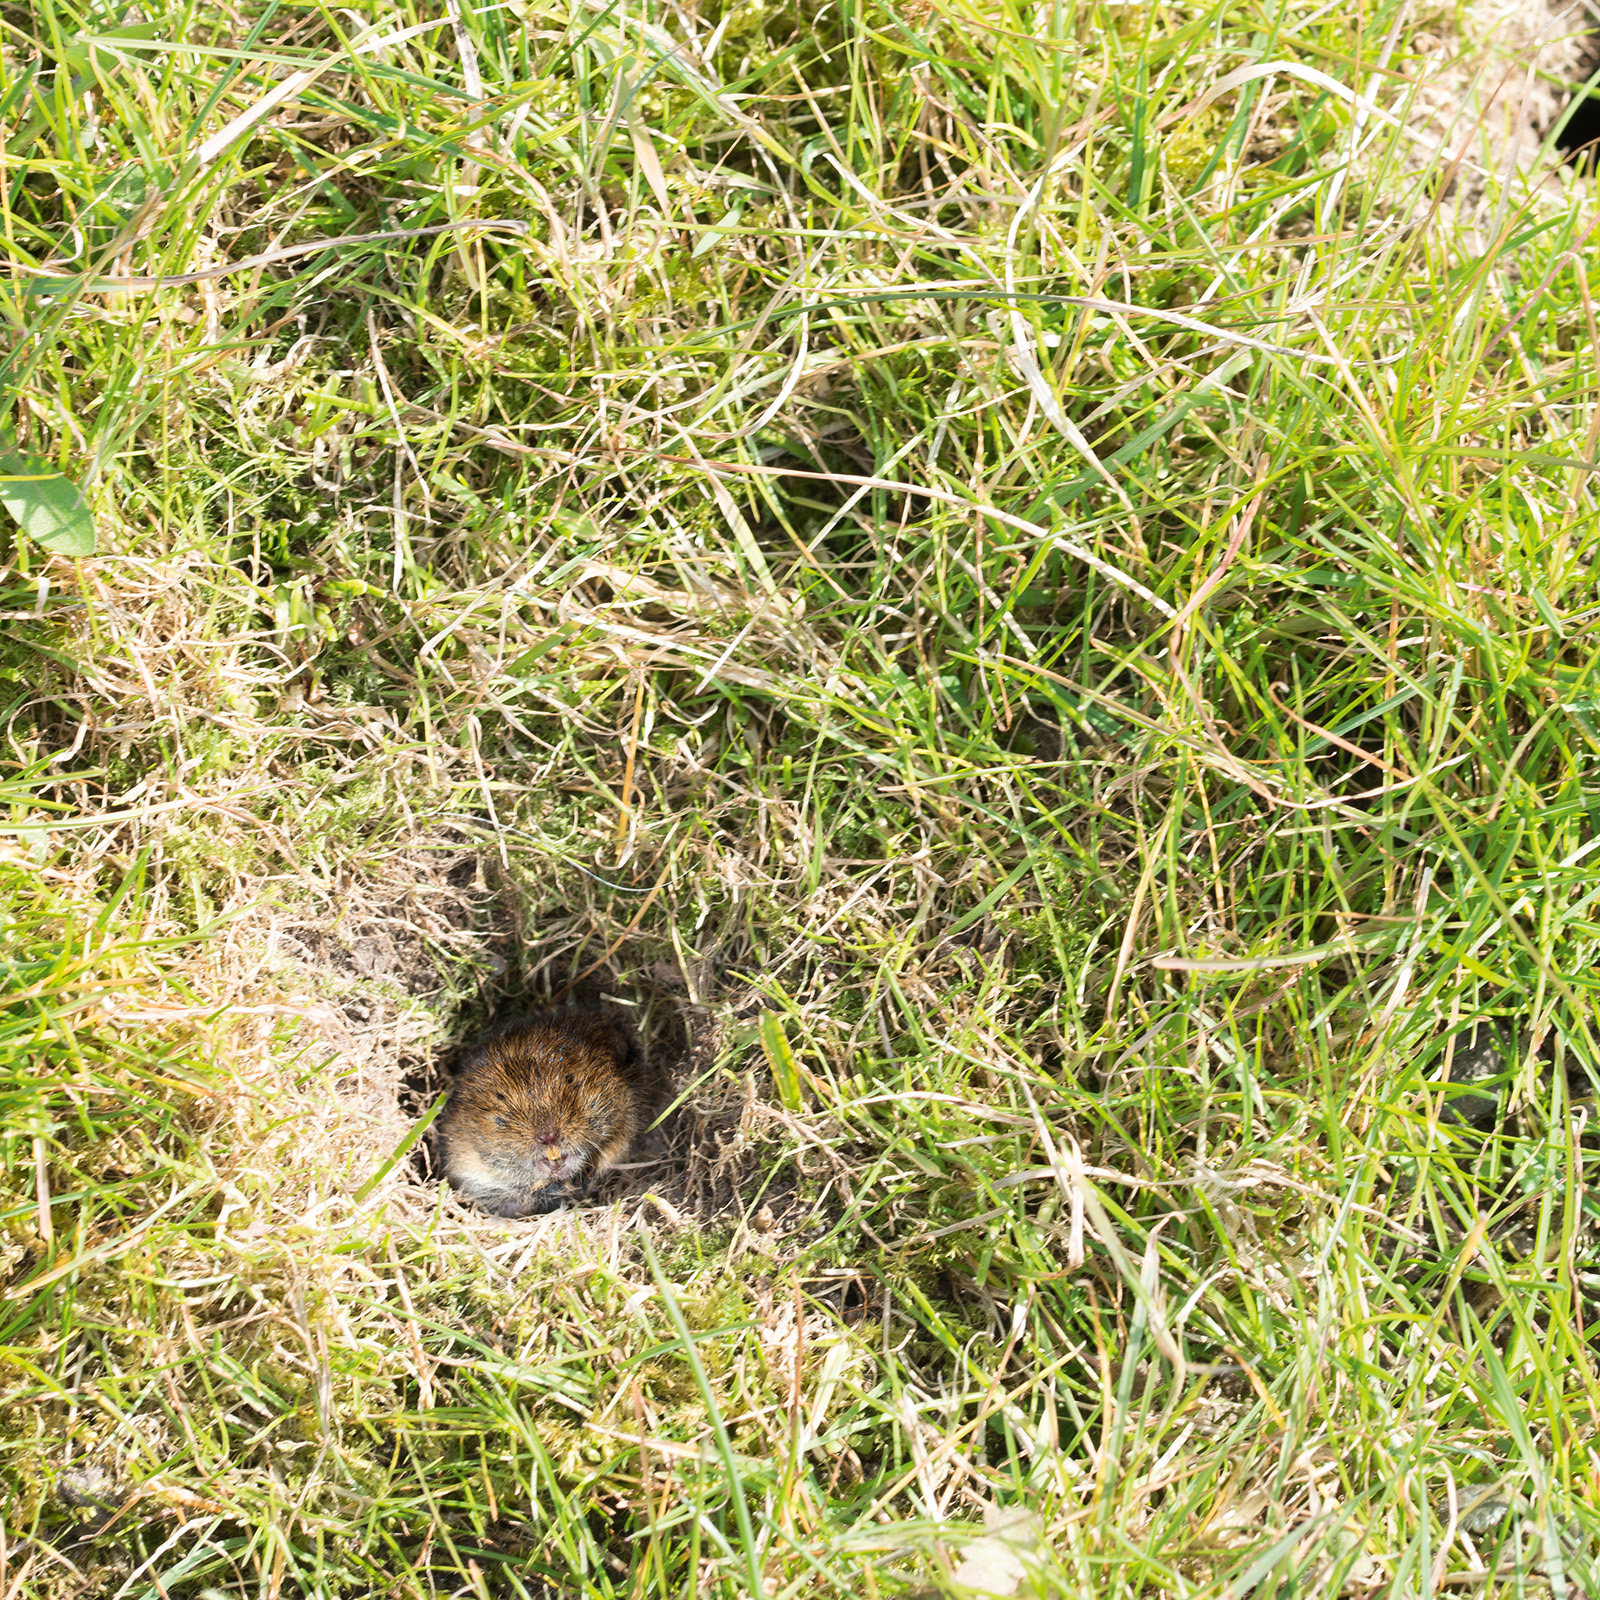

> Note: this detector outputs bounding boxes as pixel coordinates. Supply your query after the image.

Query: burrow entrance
[260,827,762,1224]
[1554,35,1600,164]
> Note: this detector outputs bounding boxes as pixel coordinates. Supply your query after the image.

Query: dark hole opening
[1556,45,1600,165]
[1557,91,1600,164]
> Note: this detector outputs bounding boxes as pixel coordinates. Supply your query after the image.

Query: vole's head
[482,1065,627,1184]
[445,1011,639,1187]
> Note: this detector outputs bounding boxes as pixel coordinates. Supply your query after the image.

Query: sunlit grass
[3,0,1600,1594]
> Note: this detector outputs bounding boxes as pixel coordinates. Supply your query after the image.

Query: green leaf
[58,22,171,77]
[947,855,1035,936]
[759,1011,803,1111]
[0,456,95,556]
[352,1092,449,1206]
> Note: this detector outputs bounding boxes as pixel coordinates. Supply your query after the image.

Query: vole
[435,1009,645,1217]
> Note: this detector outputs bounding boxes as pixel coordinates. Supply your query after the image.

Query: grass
[3,0,1600,1593]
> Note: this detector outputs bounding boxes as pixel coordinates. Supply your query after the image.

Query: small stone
[351,937,387,975]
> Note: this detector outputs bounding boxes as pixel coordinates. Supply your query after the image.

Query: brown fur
[434,1009,643,1217]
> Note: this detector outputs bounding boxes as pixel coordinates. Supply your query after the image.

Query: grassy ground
[3,0,1600,1594]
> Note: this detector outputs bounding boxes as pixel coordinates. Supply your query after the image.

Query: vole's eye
[495,1092,506,1103]
[495,1117,507,1128]
[566,1074,574,1084]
